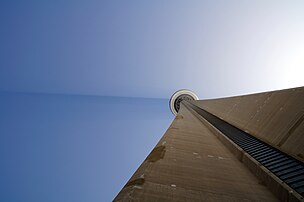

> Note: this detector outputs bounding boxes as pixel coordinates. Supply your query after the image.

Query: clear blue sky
[0,1,304,201]
[0,92,172,201]
[1,0,303,99]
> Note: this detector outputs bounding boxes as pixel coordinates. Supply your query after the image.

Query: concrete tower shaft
[114,87,304,201]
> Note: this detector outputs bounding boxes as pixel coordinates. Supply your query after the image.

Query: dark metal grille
[185,101,304,196]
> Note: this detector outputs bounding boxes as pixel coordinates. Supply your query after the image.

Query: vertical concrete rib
[185,100,304,200]
[194,87,304,163]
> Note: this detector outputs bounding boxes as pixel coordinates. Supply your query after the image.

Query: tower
[114,87,304,201]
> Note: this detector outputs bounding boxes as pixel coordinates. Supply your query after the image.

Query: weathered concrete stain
[176,115,183,119]
[146,145,166,162]
[297,153,304,160]
[124,178,145,188]
[278,112,304,147]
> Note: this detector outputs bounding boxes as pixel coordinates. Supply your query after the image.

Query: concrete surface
[195,87,304,163]
[114,103,278,201]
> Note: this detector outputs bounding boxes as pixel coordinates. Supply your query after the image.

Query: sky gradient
[0,1,304,201]
[0,92,172,201]
[1,1,303,99]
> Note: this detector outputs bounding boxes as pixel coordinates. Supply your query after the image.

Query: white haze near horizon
[0,1,303,99]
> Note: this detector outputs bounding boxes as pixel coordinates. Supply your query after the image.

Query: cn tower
[115,87,304,201]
